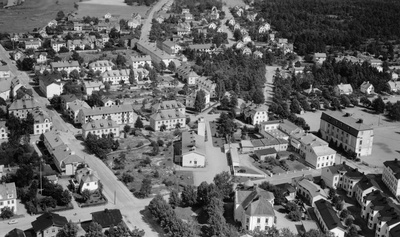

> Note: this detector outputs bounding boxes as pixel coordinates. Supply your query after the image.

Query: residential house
[176,64,199,85]
[0,121,8,140]
[243,105,269,125]
[321,163,363,197]
[128,13,141,28]
[60,94,78,111]
[150,101,186,131]
[243,35,252,44]
[0,65,12,78]
[75,167,100,192]
[253,50,263,59]
[32,108,52,135]
[131,55,152,69]
[35,52,47,64]
[259,23,271,33]
[5,228,26,237]
[67,39,94,51]
[250,138,288,152]
[101,97,115,107]
[83,81,104,96]
[10,50,25,61]
[77,104,136,125]
[314,199,345,237]
[91,209,123,230]
[67,100,91,124]
[0,182,17,213]
[157,40,181,55]
[313,53,327,64]
[197,77,217,98]
[383,159,400,197]
[254,148,278,161]
[89,60,114,73]
[291,132,336,169]
[101,69,130,85]
[8,98,39,119]
[31,212,68,237]
[234,186,275,231]
[320,111,374,157]
[387,81,400,92]
[188,44,214,53]
[24,38,42,50]
[208,22,217,30]
[43,130,70,156]
[39,76,63,99]
[354,175,380,206]
[175,130,206,167]
[295,179,327,205]
[185,89,211,109]
[81,119,120,139]
[228,18,236,26]
[183,13,193,21]
[52,144,84,175]
[242,46,252,55]
[240,140,254,153]
[73,22,83,31]
[51,40,67,52]
[334,83,353,96]
[360,81,375,94]
[50,61,80,75]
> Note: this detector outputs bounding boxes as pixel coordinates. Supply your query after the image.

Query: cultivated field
[0,0,76,33]
[76,0,150,19]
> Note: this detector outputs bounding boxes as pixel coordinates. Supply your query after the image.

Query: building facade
[81,119,120,139]
[383,159,400,197]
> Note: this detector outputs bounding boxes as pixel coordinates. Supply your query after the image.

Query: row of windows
[0,200,15,205]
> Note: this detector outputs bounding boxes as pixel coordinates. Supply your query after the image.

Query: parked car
[8,219,18,225]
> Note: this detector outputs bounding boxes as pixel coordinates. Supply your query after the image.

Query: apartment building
[88,60,114,73]
[150,100,186,132]
[51,40,67,52]
[131,55,152,69]
[101,69,130,85]
[83,81,103,96]
[174,131,205,167]
[176,63,199,85]
[50,61,80,75]
[32,212,68,237]
[188,44,214,53]
[314,199,345,237]
[243,105,269,125]
[320,111,374,157]
[67,100,91,124]
[261,119,304,140]
[8,98,39,119]
[156,40,181,55]
[383,159,400,197]
[197,76,217,98]
[295,179,327,205]
[136,41,175,65]
[321,162,363,197]
[0,182,17,213]
[32,108,52,135]
[354,175,380,206]
[77,104,136,125]
[291,132,336,169]
[81,119,120,139]
[39,76,63,99]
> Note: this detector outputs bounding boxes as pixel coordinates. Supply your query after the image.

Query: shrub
[121,172,134,184]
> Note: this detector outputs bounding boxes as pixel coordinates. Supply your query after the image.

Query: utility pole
[114,191,116,205]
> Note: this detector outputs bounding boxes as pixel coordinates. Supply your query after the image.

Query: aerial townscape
[1,0,400,236]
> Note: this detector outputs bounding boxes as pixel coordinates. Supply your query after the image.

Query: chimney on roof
[344,113,350,117]
[357,119,363,123]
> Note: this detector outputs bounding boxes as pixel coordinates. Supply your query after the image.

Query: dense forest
[189,48,266,101]
[252,0,400,55]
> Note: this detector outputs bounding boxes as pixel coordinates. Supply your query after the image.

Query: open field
[299,104,400,168]
[76,1,150,19]
[222,0,245,8]
[0,0,76,33]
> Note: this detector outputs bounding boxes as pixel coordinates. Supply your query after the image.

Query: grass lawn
[209,121,226,148]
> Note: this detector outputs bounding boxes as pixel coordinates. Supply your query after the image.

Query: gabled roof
[244,198,275,216]
[9,98,38,111]
[254,148,277,156]
[31,212,68,232]
[80,104,132,116]
[91,209,123,228]
[51,61,79,68]
[131,55,151,62]
[314,53,327,58]
[60,94,78,103]
[360,81,374,90]
[150,110,185,121]
[83,80,103,88]
[181,131,205,156]
[297,179,324,198]
[336,83,353,93]
[32,108,51,124]
[76,167,100,183]
[355,175,380,191]
[0,182,16,201]
[89,60,114,68]
[152,100,184,111]
[384,159,400,179]
[6,228,26,237]
[101,69,129,78]
[388,81,400,91]
[314,199,344,230]
[82,119,119,131]
[53,144,84,165]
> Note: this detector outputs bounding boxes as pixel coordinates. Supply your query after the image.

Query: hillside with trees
[251,0,400,56]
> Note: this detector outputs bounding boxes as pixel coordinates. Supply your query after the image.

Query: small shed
[254,148,278,161]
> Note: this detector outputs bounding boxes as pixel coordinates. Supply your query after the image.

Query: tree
[388,101,400,120]
[213,171,233,199]
[372,96,385,113]
[56,11,65,21]
[335,201,344,211]
[304,229,333,237]
[71,51,83,65]
[345,217,354,226]
[206,197,226,236]
[60,190,72,205]
[69,69,80,80]
[168,61,176,72]
[81,189,91,202]
[290,99,302,114]
[220,96,230,109]
[0,207,13,219]
[169,189,181,208]
[320,179,326,189]
[137,178,152,198]
[121,172,134,184]
[340,95,351,107]
[300,99,311,111]
[104,81,111,91]
[328,187,336,199]
[159,124,166,132]
[18,58,35,71]
[230,94,238,108]
[116,54,127,67]
[340,209,350,219]
[124,124,131,135]
[288,209,301,221]
[149,68,157,82]
[85,222,106,237]
[129,69,136,84]
[252,89,265,104]
[181,185,197,207]
[159,61,166,74]
[348,225,359,237]
[134,117,144,129]
[57,221,79,237]
[286,202,298,212]
[194,89,206,112]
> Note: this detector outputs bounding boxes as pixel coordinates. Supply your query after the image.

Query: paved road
[221,6,235,47]
[140,0,172,41]
[264,66,279,105]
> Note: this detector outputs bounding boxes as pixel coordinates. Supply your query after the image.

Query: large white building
[81,119,120,139]
[354,175,380,206]
[383,159,400,197]
[150,100,186,131]
[101,69,130,85]
[0,182,17,213]
[88,60,114,73]
[174,131,205,167]
[75,167,100,193]
[39,76,63,99]
[314,199,345,237]
[234,184,275,231]
[131,55,152,69]
[320,111,374,157]
[77,104,136,125]
[243,105,269,125]
[321,163,363,197]
[50,61,80,75]
[291,132,336,169]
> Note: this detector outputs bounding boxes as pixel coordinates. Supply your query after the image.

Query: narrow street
[140,0,172,41]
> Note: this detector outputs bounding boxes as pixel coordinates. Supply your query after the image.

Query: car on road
[8,219,18,225]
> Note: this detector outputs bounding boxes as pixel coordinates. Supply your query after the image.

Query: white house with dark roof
[31,212,68,237]
[321,162,363,197]
[32,108,52,135]
[67,100,91,124]
[89,60,114,73]
[314,199,345,237]
[176,63,199,85]
[0,182,17,213]
[383,159,400,197]
[50,61,80,75]
[175,131,206,167]
[197,77,217,98]
[360,81,374,95]
[320,111,374,157]
[243,104,269,125]
[291,131,336,169]
[75,167,100,193]
[8,98,39,119]
[334,83,353,96]
[234,185,275,231]
[313,52,327,64]
[387,81,400,92]
[82,119,120,139]
[39,76,63,99]
[354,175,380,206]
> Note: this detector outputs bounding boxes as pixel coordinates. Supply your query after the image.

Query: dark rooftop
[31,212,68,232]
[91,209,123,228]
[314,199,344,230]
[384,159,400,179]
[321,111,373,137]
